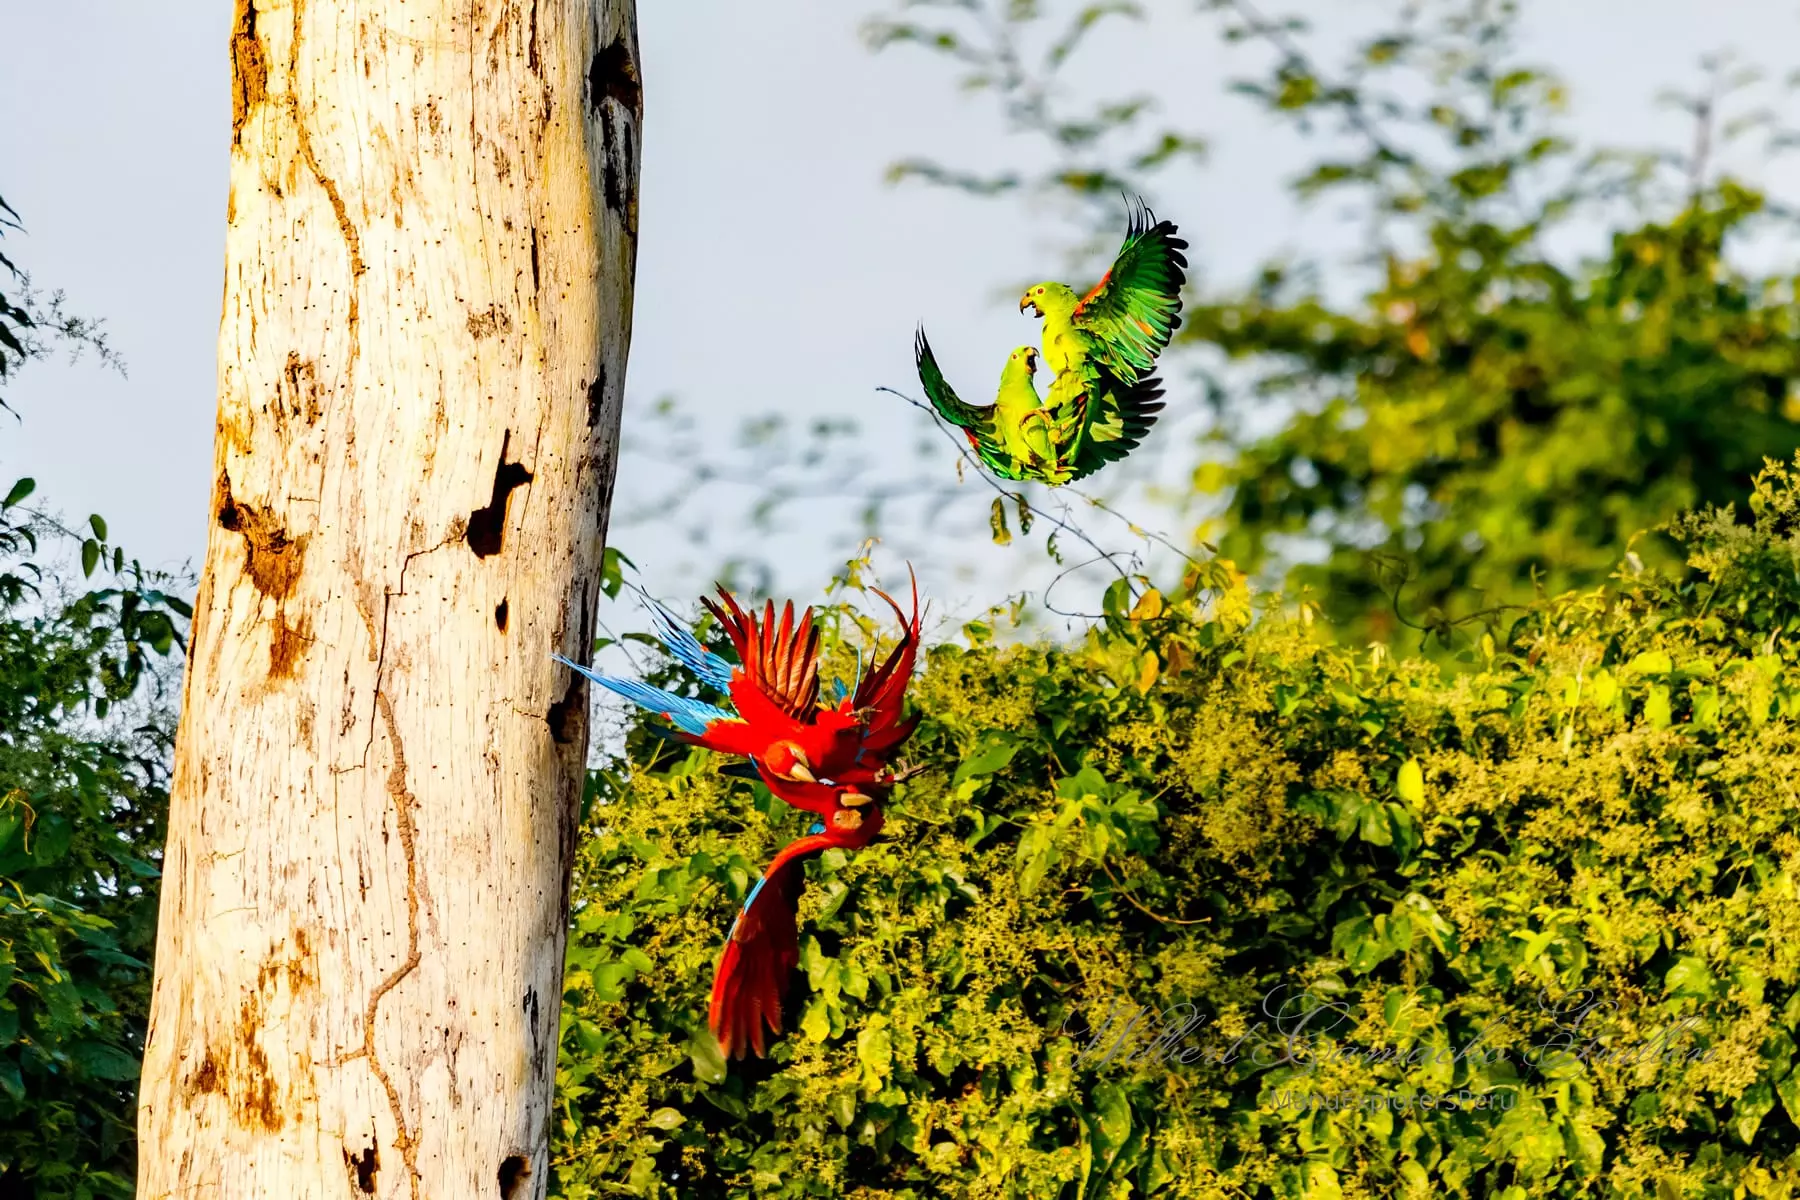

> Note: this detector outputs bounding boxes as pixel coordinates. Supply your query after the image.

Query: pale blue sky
[4,0,1799,629]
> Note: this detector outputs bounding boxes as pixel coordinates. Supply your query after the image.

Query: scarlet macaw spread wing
[644,597,736,694]
[703,592,822,721]
[851,574,924,760]
[1071,199,1188,383]
[551,654,735,736]
[914,329,1015,477]
[709,833,830,1059]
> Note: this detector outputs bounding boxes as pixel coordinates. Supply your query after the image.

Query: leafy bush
[865,0,1800,645]
[552,457,1800,1198]
[1,187,187,1197]
[0,483,186,1198]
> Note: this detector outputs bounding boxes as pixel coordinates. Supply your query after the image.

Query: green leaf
[81,537,99,578]
[800,994,831,1042]
[1664,955,1716,999]
[688,1035,726,1086]
[88,513,107,541]
[856,1022,893,1092]
[69,1040,142,1080]
[952,737,1019,793]
[1396,758,1424,805]
[599,545,634,599]
[1015,823,1059,897]
[1563,1118,1605,1175]
[1,477,32,508]
[0,1059,21,1102]
[1644,685,1672,730]
[989,496,1012,545]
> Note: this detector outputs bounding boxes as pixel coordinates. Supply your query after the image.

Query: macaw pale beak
[840,789,874,807]
[785,753,816,783]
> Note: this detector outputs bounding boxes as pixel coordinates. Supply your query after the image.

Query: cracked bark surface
[136,2,640,1195]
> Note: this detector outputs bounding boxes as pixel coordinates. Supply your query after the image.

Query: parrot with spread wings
[915,197,1186,485]
[552,576,923,1058]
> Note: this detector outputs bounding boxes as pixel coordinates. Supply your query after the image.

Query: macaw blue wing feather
[644,598,736,693]
[552,654,735,736]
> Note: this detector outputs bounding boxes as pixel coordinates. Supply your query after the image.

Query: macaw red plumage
[710,802,886,1059]
[695,574,923,799]
[552,572,927,1060]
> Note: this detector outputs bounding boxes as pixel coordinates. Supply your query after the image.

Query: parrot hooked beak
[1020,293,1040,316]
[768,742,817,783]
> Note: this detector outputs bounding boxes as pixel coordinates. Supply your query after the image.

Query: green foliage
[864,1,1206,207]
[0,491,186,1196]
[552,458,1800,1196]
[0,500,184,1195]
[0,198,184,1196]
[871,0,1800,644]
[1192,181,1800,643]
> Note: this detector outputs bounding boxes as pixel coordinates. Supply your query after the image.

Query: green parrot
[915,332,1061,481]
[1019,198,1188,384]
[913,197,1184,486]
[914,329,1165,486]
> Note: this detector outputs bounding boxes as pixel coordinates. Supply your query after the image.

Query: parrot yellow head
[1020,282,1079,319]
[1000,346,1042,390]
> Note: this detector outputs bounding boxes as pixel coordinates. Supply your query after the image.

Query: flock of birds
[557,200,1187,1060]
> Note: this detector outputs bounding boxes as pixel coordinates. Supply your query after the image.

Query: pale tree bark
[136,2,639,1195]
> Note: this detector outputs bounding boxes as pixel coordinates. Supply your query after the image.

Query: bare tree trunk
[136,2,639,1195]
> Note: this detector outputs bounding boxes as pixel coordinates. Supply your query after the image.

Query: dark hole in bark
[498,1155,530,1199]
[495,599,509,632]
[345,1143,379,1193]
[586,37,641,116]
[467,431,533,559]
[547,682,581,746]
[586,370,607,428]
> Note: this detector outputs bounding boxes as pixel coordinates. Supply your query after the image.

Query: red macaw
[697,574,923,795]
[553,575,928,1059]
[710,797,887,1059]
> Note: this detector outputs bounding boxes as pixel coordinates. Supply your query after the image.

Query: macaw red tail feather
[708,835,821,1059]
[708,810,887,1060]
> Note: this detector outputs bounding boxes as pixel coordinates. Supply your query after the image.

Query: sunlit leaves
[554,466,1800,1195]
